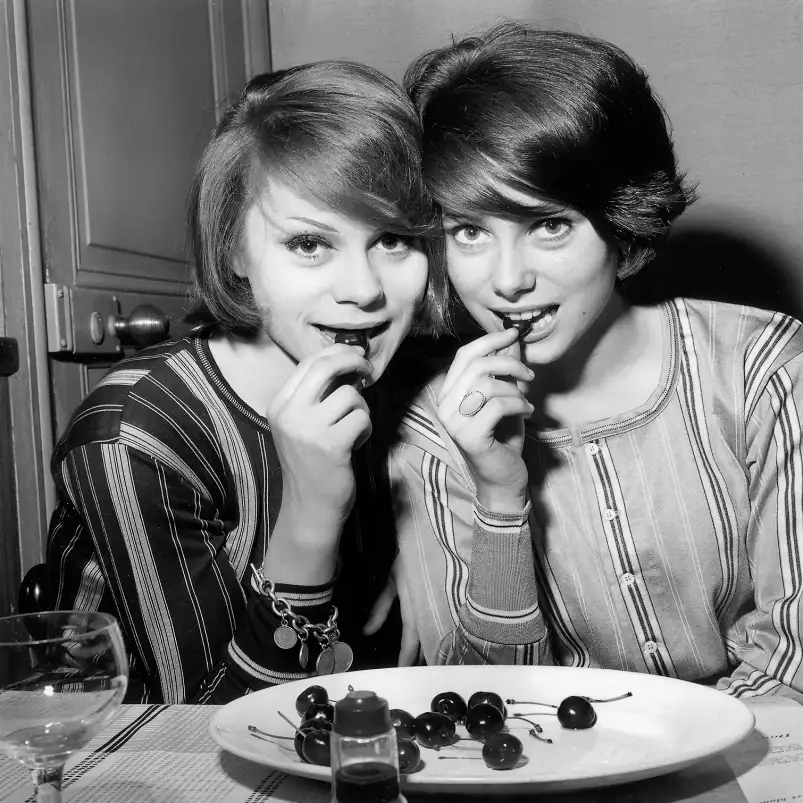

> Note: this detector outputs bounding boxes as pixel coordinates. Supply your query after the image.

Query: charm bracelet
[250,564,353,676]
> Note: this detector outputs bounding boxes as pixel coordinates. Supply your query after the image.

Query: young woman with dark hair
[391,24,803,701]
[46,61,445,704]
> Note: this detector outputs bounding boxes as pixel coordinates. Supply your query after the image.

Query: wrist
[475,484,528,515]
[264,509,341,585]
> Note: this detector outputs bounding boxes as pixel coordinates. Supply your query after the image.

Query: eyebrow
[286,216,340,233]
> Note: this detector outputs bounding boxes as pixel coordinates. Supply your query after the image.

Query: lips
[314,322,389,357]
[496,306,559,339]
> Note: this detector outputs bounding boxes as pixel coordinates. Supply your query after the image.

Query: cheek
[384,256,429,309]
[446,254,486,304]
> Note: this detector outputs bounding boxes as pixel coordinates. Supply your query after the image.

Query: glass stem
[31,765,64,803]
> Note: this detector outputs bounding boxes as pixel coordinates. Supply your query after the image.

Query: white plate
[209,665,754,795]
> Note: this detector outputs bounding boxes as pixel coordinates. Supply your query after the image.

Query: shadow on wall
[623,225,801,320]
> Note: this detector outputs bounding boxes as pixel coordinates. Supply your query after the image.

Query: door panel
[29,0,245,292]
[26,0,256,441]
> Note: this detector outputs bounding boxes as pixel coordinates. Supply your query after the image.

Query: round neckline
[526,300,679,446]
[194,336,272,433]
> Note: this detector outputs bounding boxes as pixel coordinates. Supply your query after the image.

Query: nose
[332,252,385,307]
[492,242,536,299]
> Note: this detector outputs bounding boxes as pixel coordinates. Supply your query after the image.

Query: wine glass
[0,611,128,802]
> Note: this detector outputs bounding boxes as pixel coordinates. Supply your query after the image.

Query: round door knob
[108,304,171,347]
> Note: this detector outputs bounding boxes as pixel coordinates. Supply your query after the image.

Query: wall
[269,0,803,316]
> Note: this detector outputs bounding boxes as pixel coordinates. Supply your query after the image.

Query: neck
[210,330,297,416]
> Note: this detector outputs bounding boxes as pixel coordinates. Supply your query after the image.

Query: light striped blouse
[47,335,398,704]
[391,298,803,700]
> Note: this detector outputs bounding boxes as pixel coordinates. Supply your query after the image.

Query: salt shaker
[330,689,406,803]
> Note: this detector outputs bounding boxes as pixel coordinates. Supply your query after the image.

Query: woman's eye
[285,234,331,259]
[451,225,488,246]
[536,218,572,239]
[375,234,412,255]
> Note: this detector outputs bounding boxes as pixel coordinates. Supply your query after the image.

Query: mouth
[494,305,560,340]
[314,322,390,358]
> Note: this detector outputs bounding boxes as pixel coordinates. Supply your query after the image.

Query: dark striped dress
[392,298,803,700]
[47,335,398,704]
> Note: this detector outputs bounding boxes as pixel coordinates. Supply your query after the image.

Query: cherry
[467,691,507,718]
[414,711,455,749]
[482,733,523,770]
[398,738,422,773]
[295,685,329,717]
[303,702,335,725]
[390,708,416,740]
[557,696,597,729]
[301,726,332,766]
[465,703,505,741]
[294,718,332,761]
[431,691,468,723]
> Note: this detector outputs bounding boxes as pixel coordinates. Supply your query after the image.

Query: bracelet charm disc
[332,641,354,674]
[316,648,335,676]
[273,625,298,649]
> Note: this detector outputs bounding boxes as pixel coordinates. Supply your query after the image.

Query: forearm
[443,500,553,665]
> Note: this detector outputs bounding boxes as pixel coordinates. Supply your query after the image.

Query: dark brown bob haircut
[187,61,445,336]
[405,23,697,279]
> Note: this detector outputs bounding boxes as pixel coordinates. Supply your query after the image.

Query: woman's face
[238,181,428,382]
[443,182,619,367]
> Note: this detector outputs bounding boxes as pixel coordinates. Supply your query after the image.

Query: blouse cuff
[473,498,532,531]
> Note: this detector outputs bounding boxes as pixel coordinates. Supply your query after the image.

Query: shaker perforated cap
[333,690,391,736]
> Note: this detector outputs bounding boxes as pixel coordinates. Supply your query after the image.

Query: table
[1,698,801,802]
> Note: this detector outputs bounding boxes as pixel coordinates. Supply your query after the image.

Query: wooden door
[0,0,270,576]
[28,0,269,438]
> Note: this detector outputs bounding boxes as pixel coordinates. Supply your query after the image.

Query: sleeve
[390,425,552,666]
[718,349,803,703]
[51,441,332,705]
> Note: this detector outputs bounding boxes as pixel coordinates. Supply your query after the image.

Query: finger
[439,375,530,423]
[272,345,370,411]
[458,395,534,440]
[456,355,534,387]
[331,407,373,452]
[320,384,370,426]
[500,335,534,394]
[439,328,519,403]
[363,577,397,636]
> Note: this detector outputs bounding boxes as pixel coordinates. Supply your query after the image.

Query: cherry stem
[248,725,293,740]
[506,711,557,718]
[528,728,553,744]
[507,715,553,743]
[582,692,632,703]
[277,710,305,737]
[506,699,558,709]
[348,685,355,693]
[248,730,297,751]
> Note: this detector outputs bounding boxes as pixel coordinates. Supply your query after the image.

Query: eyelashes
[283,233,333,259]
[281,232,416,261]
[446,217,574,248]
